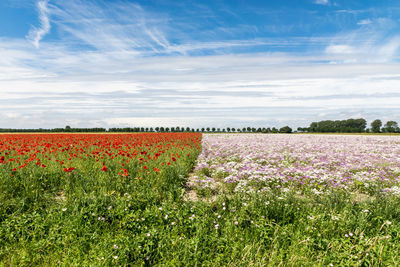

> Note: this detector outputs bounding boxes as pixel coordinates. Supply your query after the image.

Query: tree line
[297,119,399,133]
[1,119,398,134]
[0,125,293,133]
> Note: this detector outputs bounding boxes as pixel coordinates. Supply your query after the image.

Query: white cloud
[1,0,400,129]
[27,0,51,48]
[325,45,355,54]
[357,19,372,25]
[315,0,329,5]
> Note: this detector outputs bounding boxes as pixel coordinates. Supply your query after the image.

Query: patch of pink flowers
[192,134,400,195]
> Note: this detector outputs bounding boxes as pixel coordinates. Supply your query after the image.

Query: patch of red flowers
[0,133,202,177]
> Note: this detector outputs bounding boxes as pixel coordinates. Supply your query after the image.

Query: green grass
[2,174,400,265]
[1,137,400,265]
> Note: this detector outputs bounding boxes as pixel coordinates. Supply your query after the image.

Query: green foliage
[371,119,382,133]
[279,126,292,133]
[306,118,367,133]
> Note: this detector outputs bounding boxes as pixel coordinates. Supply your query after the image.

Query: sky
[1,0,400,129]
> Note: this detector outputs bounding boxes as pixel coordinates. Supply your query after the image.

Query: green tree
[279,126,292,133]
[383,121,398,133]
[371,119,382,133]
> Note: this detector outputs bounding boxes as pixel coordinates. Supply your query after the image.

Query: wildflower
[215,224,219,229]
[113,256,118,260]
[62,208,67,212]
[101,166,108,172]
[113,244,118,249]
[234,221,239,225]
[146,233,151,237]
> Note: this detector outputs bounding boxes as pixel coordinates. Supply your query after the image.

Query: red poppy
[101,166,108,172]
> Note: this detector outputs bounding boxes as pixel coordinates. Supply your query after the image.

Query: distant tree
[186,127,190,132]
[160,127,164,132]
[227,127,231,132]
[231,128,235,132]
[206,127,210,132]
[271,127,278,133]
[217,128,220,132]
[201,128,205,132]
[279,126,292,133]
[383,121,399,133]
[212,127,216,132]
[65,125,71,132]
[371,119,382,133]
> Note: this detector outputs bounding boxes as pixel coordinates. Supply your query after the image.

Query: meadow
[1,133,400,266]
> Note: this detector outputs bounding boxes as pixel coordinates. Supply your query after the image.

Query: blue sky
[1,0,400,129]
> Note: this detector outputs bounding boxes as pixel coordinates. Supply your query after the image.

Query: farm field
[1,133,400,265]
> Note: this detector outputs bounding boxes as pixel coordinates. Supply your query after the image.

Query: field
[1,133,400,265]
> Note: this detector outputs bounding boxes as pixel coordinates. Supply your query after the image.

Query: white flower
[113,256,118,259]
[62,208,67,212]
[331,215,339,221]
[113,244,118,249]
[146,233,151,237]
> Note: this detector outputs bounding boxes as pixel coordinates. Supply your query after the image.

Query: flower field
[192,134,400,197]
[2,133,400,265]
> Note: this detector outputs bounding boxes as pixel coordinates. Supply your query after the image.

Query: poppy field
[1,133,400,265]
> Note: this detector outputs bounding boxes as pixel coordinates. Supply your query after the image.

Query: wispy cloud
[315,0,329,5]
[27,0,51,48]
[357,19,372,25]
